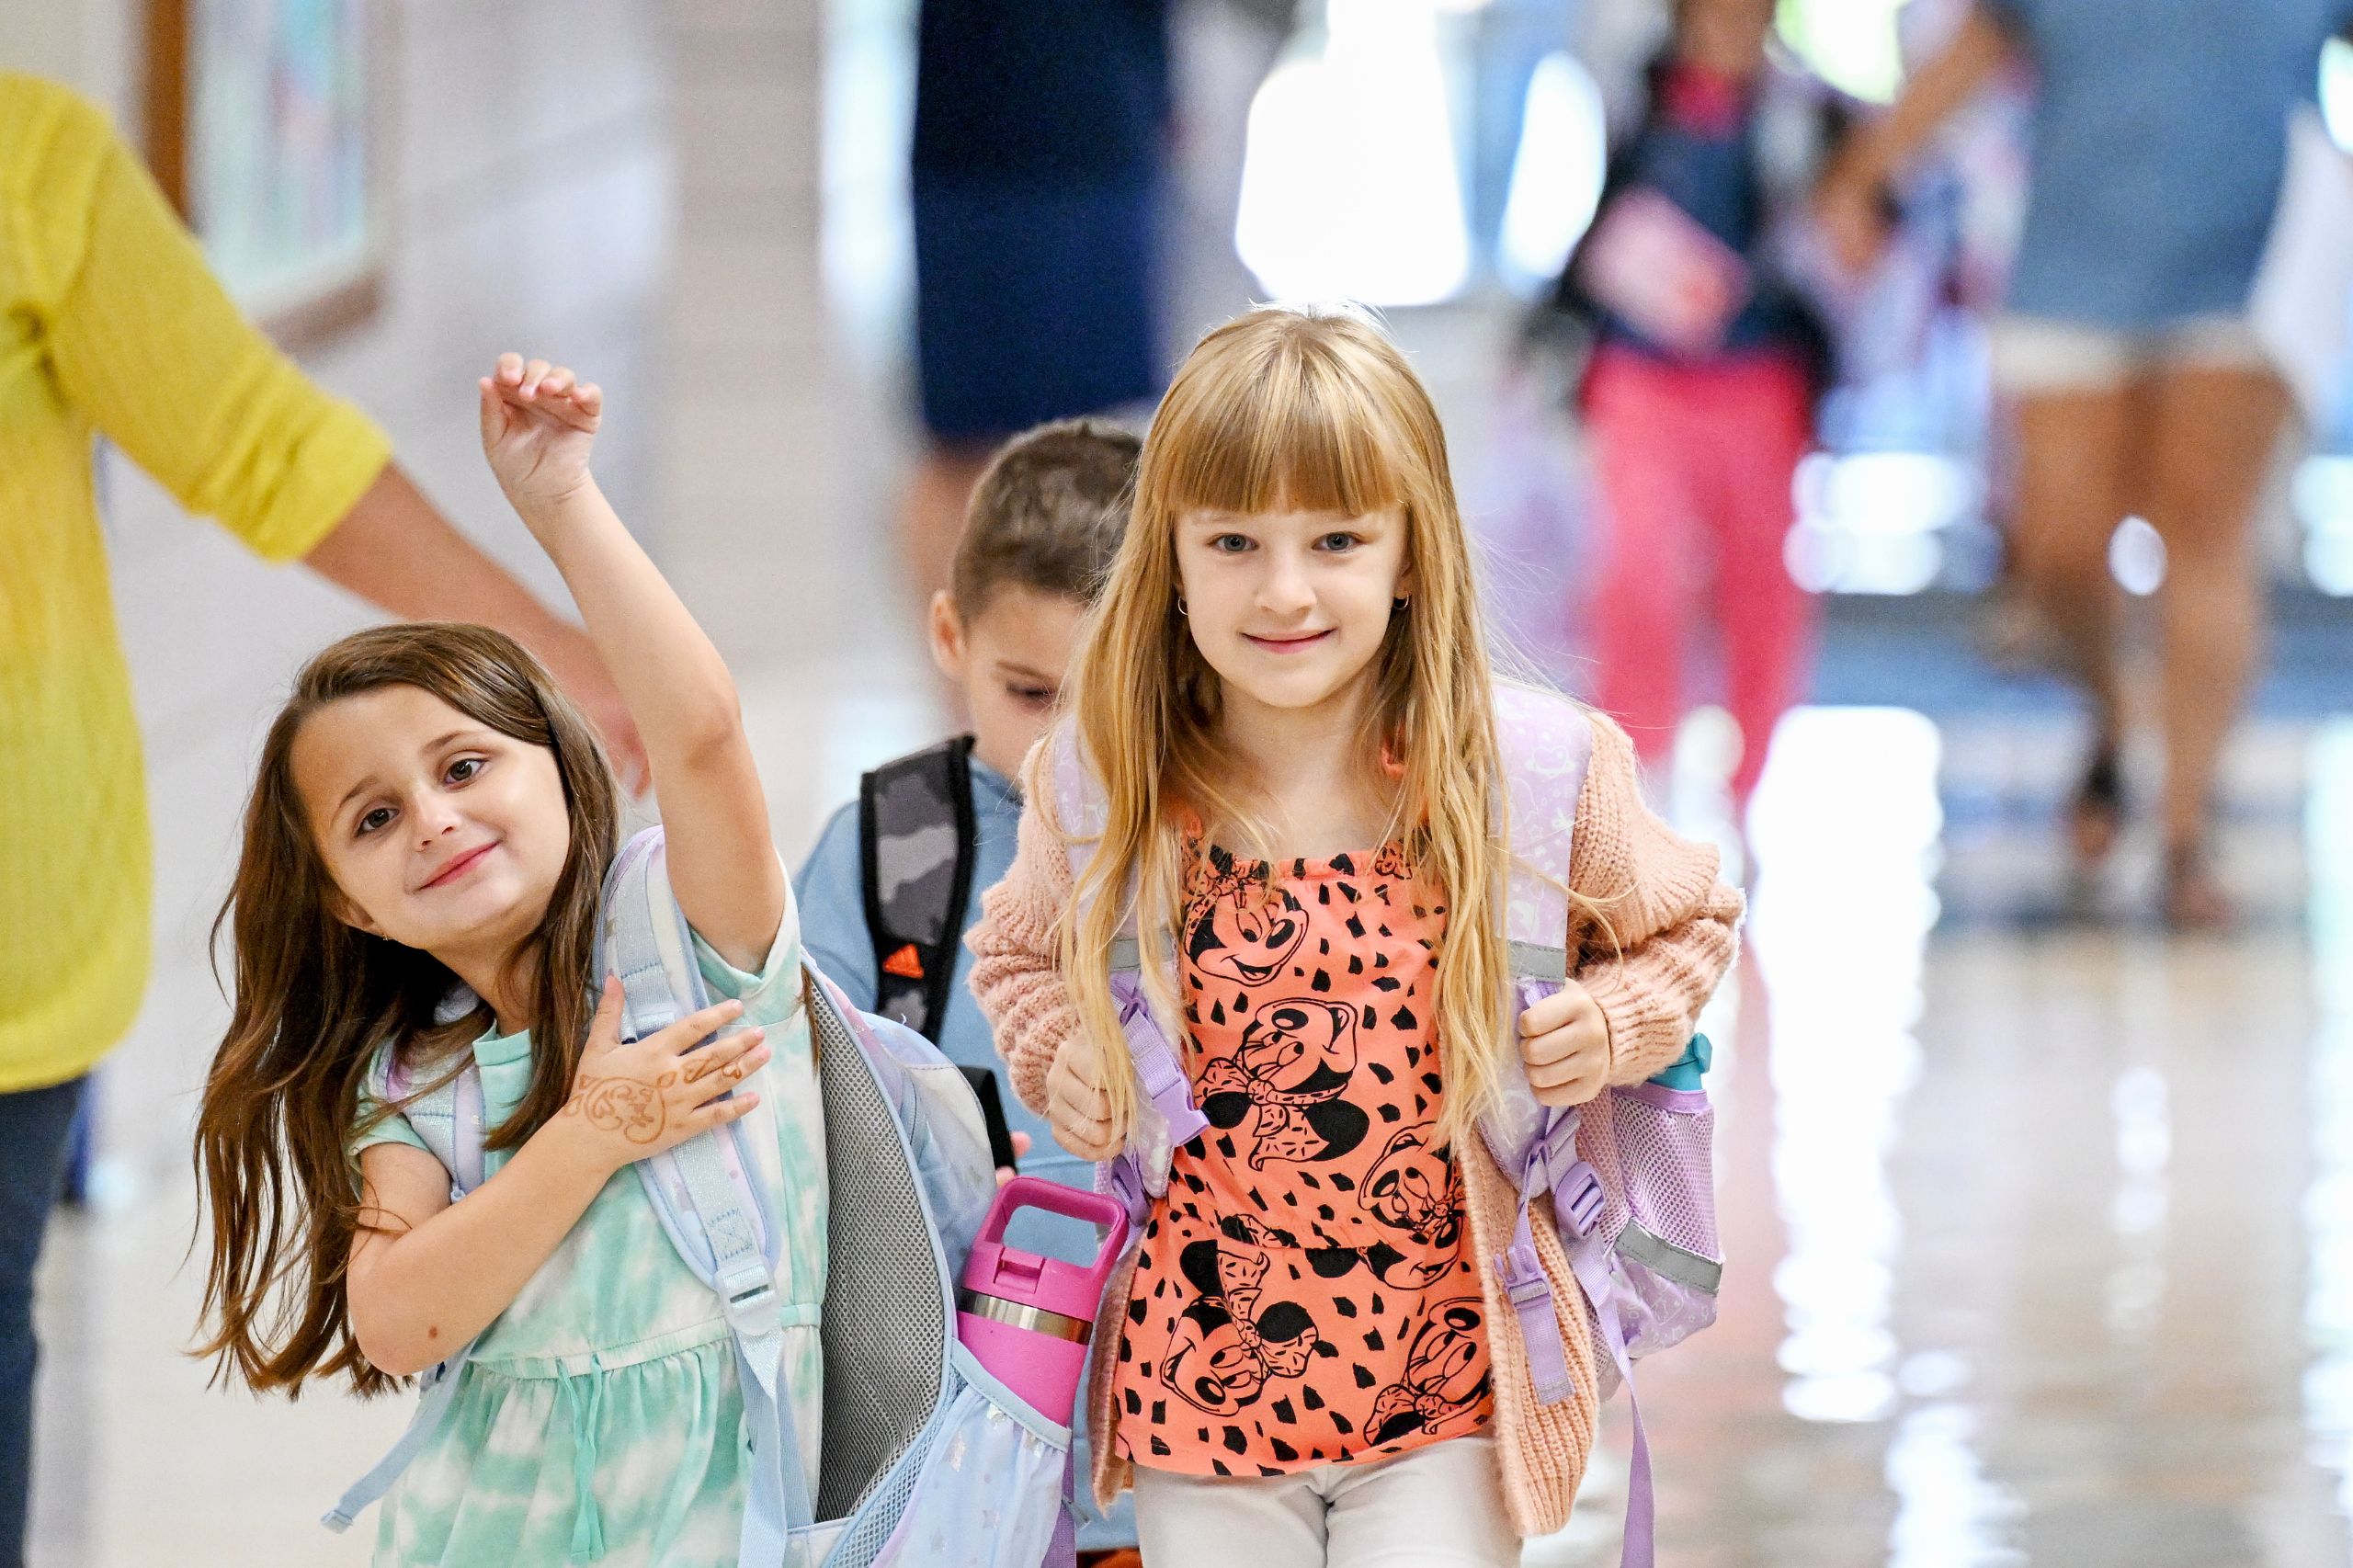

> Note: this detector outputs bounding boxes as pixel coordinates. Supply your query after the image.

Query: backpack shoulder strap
[1043,718,1203,1213]
[1482,687,1596,1169]
[597,824,811,1559]
[858,735,981,1044]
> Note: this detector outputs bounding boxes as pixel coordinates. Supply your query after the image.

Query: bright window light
[1777,0,1907,104]
[2292,453,2353,596]
[2109,516,2166,597]
[2324,39,2353,153]
[1233,0,1472,306]
[1496,51,1608,290]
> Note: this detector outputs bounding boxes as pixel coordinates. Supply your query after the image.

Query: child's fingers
[540,365,575,399]
[688,1043,772,1106]
[575,382,603,415]
[478,378,508,447]
[520,358,551,398]
[697,1091,762,1131]
[682,1028,767,1086]
[667,996,747,1046]
[494,351,525,386]
[583,975,625,1048]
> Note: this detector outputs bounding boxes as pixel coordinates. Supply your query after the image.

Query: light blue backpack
[327,826,1087,1567]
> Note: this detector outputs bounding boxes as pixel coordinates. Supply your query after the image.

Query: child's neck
[434,938,535,1038]
[1214,681,1397,860]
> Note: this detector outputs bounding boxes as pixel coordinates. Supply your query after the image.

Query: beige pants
[1129,1434,1518,1568]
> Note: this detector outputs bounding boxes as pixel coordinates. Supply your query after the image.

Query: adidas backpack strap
[858,736,981,1044]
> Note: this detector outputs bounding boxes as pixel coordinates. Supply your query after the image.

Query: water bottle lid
[961,1240,1108,1323]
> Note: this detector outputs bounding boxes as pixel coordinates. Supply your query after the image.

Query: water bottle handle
[984,1176,1132,1292]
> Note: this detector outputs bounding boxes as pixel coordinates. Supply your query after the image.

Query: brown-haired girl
[194,357,825,1565]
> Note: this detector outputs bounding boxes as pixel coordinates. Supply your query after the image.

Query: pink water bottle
[956,1176,1131,1424]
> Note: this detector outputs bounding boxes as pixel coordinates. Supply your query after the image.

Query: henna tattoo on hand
[562,1071,676,1143]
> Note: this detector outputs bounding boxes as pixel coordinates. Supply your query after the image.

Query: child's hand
[1046,1034,1120,1162]
[560,978,769,1175]
[1518,980,1610,1108]
[479,354,602,519]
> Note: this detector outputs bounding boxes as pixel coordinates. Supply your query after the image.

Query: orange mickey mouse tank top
[1112,837,1494,1476]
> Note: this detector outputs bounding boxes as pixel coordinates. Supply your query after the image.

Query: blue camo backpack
[327,825,1089,1567]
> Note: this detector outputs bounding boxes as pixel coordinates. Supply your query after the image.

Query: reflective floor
[1525,710,2353,1568]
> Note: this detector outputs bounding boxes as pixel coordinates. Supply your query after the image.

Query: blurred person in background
[903,0,1174,619]
[0,74,642,1567]
[1817,0,2353,927]
[1550,0,1859,817]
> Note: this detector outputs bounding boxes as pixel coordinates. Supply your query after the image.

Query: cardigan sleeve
[964,741,1084,1119]
[16,77,390,562]
[1568,712,1745,1085]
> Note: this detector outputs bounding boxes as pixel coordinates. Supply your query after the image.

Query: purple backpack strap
[1048,721,1204,1230]
[1478,693,1669,1567]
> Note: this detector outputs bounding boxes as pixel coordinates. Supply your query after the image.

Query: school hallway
[14,1,2353,1562]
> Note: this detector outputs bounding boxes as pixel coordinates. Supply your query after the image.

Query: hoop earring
[1393,597,1409,612]
[1176,597,1188,618]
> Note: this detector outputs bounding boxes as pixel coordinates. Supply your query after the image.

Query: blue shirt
[794,754,1097,1260]
[1988,0,2353,327]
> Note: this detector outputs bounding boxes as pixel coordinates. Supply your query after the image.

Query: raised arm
[478,356,785,971]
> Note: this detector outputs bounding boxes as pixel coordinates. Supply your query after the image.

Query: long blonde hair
[1060,303,1510,1150]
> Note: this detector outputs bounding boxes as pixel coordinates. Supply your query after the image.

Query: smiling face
[1174,504,1411,727]
[290,683,573,971]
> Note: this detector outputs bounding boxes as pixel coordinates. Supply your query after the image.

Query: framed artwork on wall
[143,0,391,345]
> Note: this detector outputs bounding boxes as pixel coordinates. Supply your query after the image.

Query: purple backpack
[1048,686,1721,1568]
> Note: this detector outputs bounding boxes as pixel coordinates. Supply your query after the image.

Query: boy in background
[794,418,1141,1557]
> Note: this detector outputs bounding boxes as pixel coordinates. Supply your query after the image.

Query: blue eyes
[1206,533,1361,554]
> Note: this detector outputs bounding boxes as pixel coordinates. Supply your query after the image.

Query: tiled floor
[25,14,2353,1566]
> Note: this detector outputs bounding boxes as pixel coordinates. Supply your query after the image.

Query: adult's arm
[19,79,644,782]
[303,468,648,787]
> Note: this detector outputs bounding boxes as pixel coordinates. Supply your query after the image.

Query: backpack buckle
[1103,1153,1151,1231]
[1555,1161,1606,1239]
[723,1278,783,1340]
[1496,1240,1549,1304]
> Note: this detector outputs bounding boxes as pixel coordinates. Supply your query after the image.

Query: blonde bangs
[1148,318,1415,524]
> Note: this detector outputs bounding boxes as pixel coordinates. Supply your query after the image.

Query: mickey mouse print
[1113,839,1495,1476]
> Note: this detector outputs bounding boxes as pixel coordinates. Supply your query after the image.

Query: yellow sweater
[0,74,391,1092]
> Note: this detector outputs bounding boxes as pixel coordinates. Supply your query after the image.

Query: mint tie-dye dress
[352,914,827,1567]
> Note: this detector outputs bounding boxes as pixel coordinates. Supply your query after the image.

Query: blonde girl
[968,305,1743,1566]
[194,357,825,1566]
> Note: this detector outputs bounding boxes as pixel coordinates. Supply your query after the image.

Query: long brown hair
[193,623,620,1396]
[1060,304,1516,1150]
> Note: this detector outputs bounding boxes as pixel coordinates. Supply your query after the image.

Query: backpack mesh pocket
[869,1349,1069,1568]
[1603,1084,1721,1358]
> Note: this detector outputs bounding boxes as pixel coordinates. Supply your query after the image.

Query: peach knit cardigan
[965,710,1743,1536]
